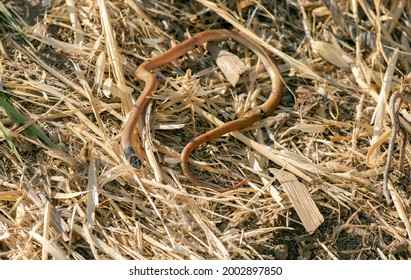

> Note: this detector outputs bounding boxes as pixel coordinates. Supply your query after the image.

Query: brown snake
[121,29,283,192]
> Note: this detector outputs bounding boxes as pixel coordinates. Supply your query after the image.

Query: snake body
[121,29,283,192]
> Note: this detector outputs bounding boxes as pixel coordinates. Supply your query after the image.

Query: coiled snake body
[121,29,283,192]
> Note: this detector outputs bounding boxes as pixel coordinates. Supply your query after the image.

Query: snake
[121,29,283,192]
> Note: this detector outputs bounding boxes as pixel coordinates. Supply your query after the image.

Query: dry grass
[0,0,410,260]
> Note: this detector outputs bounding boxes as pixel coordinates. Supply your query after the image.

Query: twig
[384,77,411,204]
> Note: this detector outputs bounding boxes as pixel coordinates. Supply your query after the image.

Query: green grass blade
[0,121,24,165]
[0,92,57,149]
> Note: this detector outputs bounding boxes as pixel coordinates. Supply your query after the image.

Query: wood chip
[270,168,324,234]
[207,42,248,87]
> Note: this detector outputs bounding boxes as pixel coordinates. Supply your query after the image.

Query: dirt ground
[0,0,410,260]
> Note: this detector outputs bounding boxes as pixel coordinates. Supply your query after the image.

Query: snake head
[123,146,142,168]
